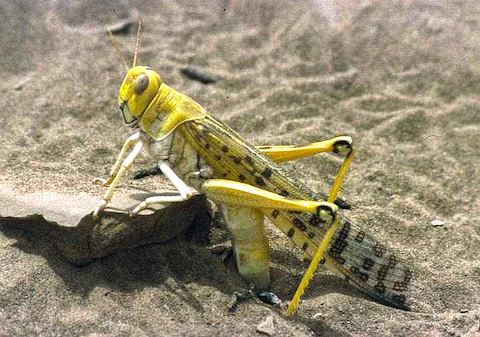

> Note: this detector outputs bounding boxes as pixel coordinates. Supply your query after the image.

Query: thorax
[143,129,213,190]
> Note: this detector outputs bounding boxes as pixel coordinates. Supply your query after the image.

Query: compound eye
[133,73,149,95]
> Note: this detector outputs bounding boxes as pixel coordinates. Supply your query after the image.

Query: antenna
[108,28,129,72]
[132,19,142,68]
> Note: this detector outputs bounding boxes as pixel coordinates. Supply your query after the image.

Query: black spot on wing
[404,269,413,284]
[261,167,273,179]
[230,156,241,164]
[271,210,279,218]
[245,155,254,166]
[374,282,386,294]
[355,231,366,243]
[287,228,295,238]
[350,266,369,282]
[393,281,408,292]
[292,218,306,231]
[309,214,321,227]
[254,176,266,187]
[377,265,389,281]
[373,243,387,257]
[362,258,375,271]
[388,255,397,268]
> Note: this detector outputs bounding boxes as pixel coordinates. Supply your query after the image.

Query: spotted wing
[180,115,414,310]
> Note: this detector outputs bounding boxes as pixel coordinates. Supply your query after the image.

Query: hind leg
[221,204,270,290]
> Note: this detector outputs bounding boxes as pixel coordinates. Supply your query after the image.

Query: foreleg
[93,133,144,217]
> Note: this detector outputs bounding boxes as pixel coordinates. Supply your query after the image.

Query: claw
[228,286,254,311]
[93,200,108,218]
[93,177,106,184]
[92,177,112,187]
[227,286,281,311]
[255,291,281,306]
[130,201,148,216]
[93,207,101,219]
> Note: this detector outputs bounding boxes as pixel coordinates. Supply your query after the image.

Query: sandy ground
[1,0,479,336]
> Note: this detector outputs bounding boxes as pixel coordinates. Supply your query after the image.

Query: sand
[0,0,479,336]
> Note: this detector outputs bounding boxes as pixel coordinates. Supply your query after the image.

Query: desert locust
[93,23,413,314]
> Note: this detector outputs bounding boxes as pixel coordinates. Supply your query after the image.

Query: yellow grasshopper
[93,23,413,314]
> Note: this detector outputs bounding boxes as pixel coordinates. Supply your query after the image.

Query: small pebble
[108,20,134,35]
[431,220,445,227]
[181,67,216,84]
[14,77,31,90]
[256,315,275,336]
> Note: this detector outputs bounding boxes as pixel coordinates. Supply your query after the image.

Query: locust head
[110,21,206,141]
[118,66,162,127]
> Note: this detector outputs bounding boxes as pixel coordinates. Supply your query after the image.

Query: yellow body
[119,66,206,141]
[95,64,414,313]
